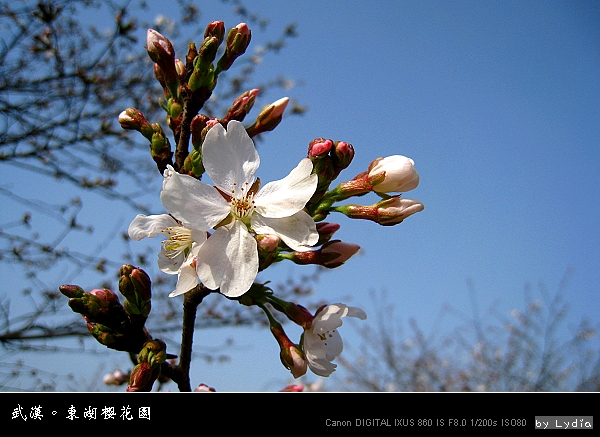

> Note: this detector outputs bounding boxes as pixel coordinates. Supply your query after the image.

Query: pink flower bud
[146,29,179,97]
[146,29,174,62]
[224,89,259,122]
[228,23,251,50]
[256,234,281,253]
[332,141,354,170]
[127,362,156,392]
[368,155,420,193]
[204,20,225,44]
[321,240,361,268]
[89,288,121,308]
[216,23,252,73]
[315,222,340,245]
[175,58,185,78]
[308,138,333,159]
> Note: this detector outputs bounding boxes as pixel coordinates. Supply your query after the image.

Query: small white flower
[128,212,206,297]
[160,120,318,297]
[303,303,367,376]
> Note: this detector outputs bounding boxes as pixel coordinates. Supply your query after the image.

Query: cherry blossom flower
[303,303,367,376]
[160,120,319,297]
[128,213,206,297]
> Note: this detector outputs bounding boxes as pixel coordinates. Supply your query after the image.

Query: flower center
[317,329,335,346]
[229,179,260,222]
[161,226,193,260]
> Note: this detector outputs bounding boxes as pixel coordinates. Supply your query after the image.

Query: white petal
[304,332,337,376]
[128,214,177,240]
[160,170,230,230]
[252,211,318,251]
[196,221,258,297]
[191,229,208,245]
[202,121,260,190]
[169,257,198,297]
[157,245,183,274]
[323,330,344,361]
[346,306,367,320]
[195,227,229,290]
[313,304,347,333]
[254,158,317,218]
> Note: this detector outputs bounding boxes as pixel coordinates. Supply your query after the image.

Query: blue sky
[3,0,599,391]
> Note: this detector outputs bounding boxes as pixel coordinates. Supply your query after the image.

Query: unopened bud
[200,119,222,143]
[186,41,198,68]
[256,234,281,271]
[118,108,154,140]
[308,138,333,159]
[66,287,128,330]
[190,114,210,150]
[281,240,360,269]
[175,58,186,80]
[86,320,125,350]
[146,29,174,62]
[246,97,289,137]
[368,155,420,193]
[332,141,355,172]
[224,89,259,123]
[150,123,173,172]
[320,240,361,268]
[204,20,225,45]
[216,23,251,73]
[188,37,219,92]
[126,362,156,392]
[59,284,85,299]
[137,339,167,368]
[184,148,205,178]
[146,29,179,98]
[119,265,152,325]
[315,222,340,245]
[126,340,167,391]
[270,320,307,378]
[336,197,424,226]
[380,196,424,224]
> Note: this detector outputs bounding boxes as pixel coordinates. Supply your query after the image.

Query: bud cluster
[119,22,294,177]
[310,154,424,224]
[306,138,355,220]
[59,265,153,353]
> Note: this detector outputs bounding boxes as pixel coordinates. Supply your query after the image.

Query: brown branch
[173,86,212,172]
[167,284,212,391]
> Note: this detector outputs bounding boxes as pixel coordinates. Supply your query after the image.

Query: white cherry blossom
[128,213,206,297]
[160,120,319,297]
[303,303,367,376]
